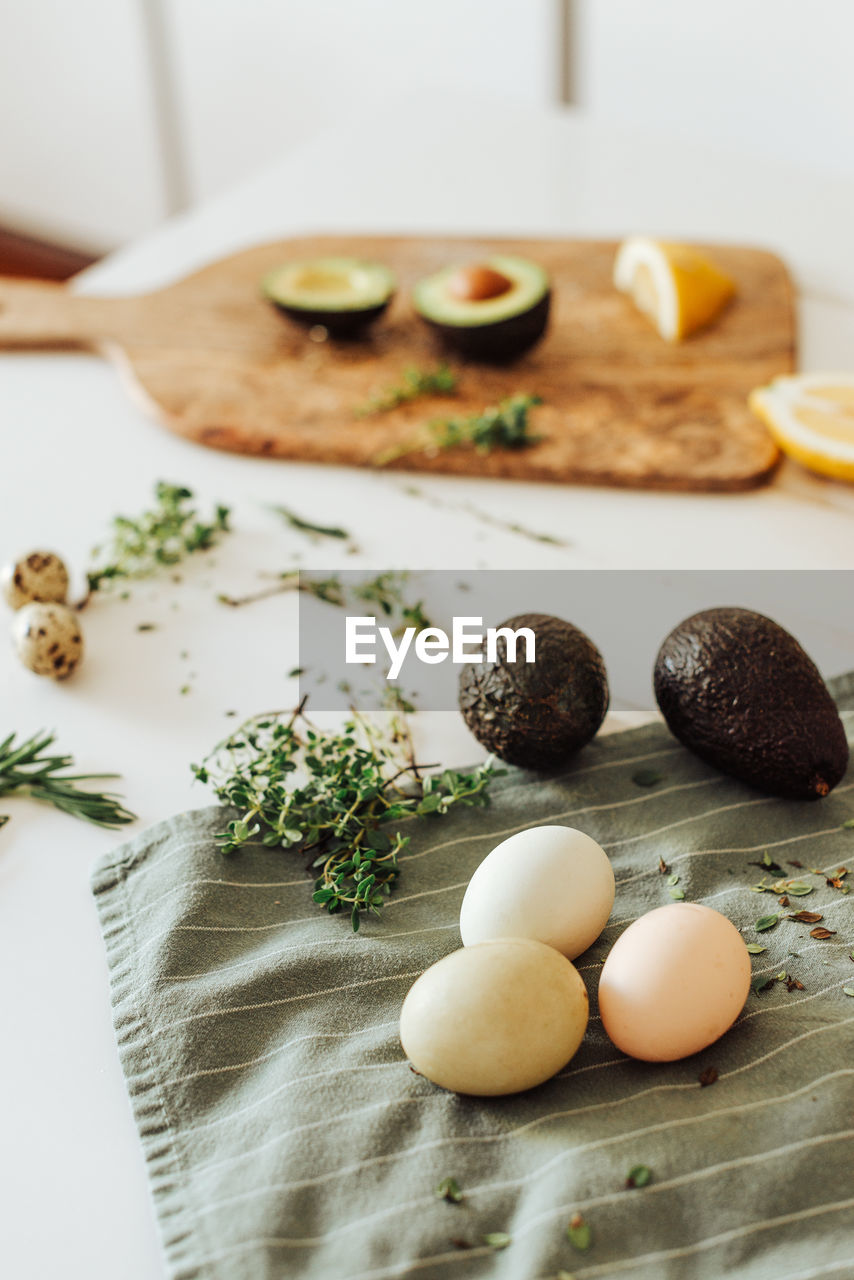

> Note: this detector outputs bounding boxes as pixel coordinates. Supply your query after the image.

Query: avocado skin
[269,298,391,338]
[459,612,609,769]
[654,607,849,800]
[421,292,550,363]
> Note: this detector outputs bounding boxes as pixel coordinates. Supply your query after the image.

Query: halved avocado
[262,257,396,337]
[413,255,550,362]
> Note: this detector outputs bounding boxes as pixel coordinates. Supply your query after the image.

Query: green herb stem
[0,730,135,829]
[376,394,543,465]
[84,482,230,602]
[193,704,502,929]
[356,364,458,417]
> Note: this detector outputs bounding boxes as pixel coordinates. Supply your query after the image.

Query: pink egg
[598,902,751,1062]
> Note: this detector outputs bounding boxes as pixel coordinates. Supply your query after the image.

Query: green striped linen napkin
[93,676,854,1280]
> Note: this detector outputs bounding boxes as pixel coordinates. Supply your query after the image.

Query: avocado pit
[447,265,513,303]
[413,254,551,363]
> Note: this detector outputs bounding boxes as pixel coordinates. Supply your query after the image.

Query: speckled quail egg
[1,551,69,610]
[12,602,84,679]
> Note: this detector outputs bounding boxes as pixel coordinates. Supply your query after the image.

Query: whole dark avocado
[654,607,849,800]
[458,612,609,769]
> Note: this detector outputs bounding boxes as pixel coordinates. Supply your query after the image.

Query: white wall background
[1,1,853,251]
[0,0,168,248]
[165,0,556,205]
[573,0,854,180]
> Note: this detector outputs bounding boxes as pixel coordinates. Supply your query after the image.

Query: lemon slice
[749,373,854,482]
[613,237,737,341]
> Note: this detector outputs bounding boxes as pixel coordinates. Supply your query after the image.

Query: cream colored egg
[459,825,615,958]
[12,602,84,680]
[399,937,589,1096]
[1,551,69,610]
[598,903,751,1062]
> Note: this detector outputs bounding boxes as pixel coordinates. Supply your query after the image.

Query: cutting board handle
[0,277,130,348]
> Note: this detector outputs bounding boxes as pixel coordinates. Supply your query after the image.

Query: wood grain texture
[0,235,795,491]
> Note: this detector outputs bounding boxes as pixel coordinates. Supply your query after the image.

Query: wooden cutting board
[0,234,795,491]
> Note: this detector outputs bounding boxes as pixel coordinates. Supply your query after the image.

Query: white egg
[460,824,615,958]
[400,938,589,1095]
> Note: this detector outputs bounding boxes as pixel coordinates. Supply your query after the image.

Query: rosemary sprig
[0,730,135,828]
[376,394,543,464]
[85,482,230,598]
[193,703,501,930]
[356,363,458,416]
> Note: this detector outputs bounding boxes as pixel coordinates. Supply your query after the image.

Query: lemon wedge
[613,237,737,341]
[749,373,854,482]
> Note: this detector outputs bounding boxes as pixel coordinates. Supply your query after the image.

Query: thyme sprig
[85,482,230,599]
[376,394,543,464]
[356,364,457,416]
[0,730,135,828]
[218,569,431,629]
[193,703,501,930]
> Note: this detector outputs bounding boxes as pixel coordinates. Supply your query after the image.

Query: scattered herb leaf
[287,667,304,679]
[698,1067,719,1087]
[85,482,230,599]
[781,880,813,897]
[669,887,686,900]
[755,913,780,932]
[746,943,766,954]
[269,506,350,541]
[625,1164,652,1189]
[809,927,837,940]
[753,976,776,994]
[482,1233,512,1250]
[450,1238,472,1250]
[749,853,783,873]
[633,768,664,788]
[658,856,670,875]
[843,987,854,998]
[786,911,823,924]
[566,1213,591,1251]
[842,819,854,830]
[786,976,805,992]
[435,1177,464,1204]
[0,730,134,829]
[667,873,679,885]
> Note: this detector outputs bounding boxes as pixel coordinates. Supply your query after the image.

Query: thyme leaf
[482,1233,512,1250]
[755,913,780,932]
[435,1177,464,1204]
[633,768,664,787]
[566,1213,591,1251]
[625,1164,652,1189]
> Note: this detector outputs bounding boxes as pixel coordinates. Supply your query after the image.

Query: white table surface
[2,93,854,1280]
